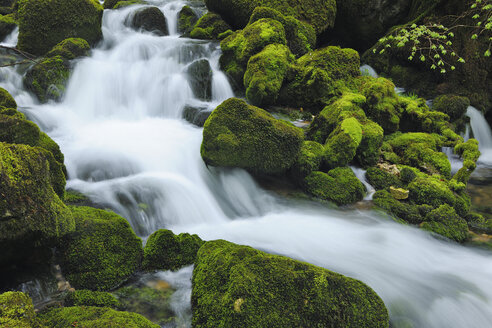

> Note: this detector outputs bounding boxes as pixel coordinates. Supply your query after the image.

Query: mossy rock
[177,5,198,34]
[373,190,424,224]
[0,14,16,42]
[278,46,360,113]
[192,240,389,327]
[187,59,213,101]
[220,18,286,88]
[65,290,121,308]
[204,0,336,35]
[39,306,159,328]
[201,98,304,175]
[142,229,204,271]
[46,38,90,60]
[453,138,480,183]
[23,55,70,103]
[290,140,324,182]
[17,0,103,56]
[0,142,74,266]
[356,120,384,167]
[303,167,365,205]
[0,87,16,109]
[113,0,145,9]
[421,204,468,242]
[248,6,316,56]
[323,117,363,168]
[403,143,451,178]
[58,206,143,291]
[243,43,294,107]
[131,6,168,36]
[189,12,231,40]
[0,292,39,328]
[365,167,403,190]
[432,94,470,121]
[103,0,119,9]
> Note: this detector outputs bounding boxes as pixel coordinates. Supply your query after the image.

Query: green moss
[46,38,90,60]
[192,240,389,327]
[278,46,360,113]
[0,14,16,41]
[0,292,38,328]
[421,205,468,243]
[453,139,480,183]
[323,117,362,168]
[365,167,403,190]
[432,94,470,121]
[104,0,118,9]
[356,120,384,167]
[387,132,438,152]
[0,142,74,266]
[39,306,159,328]
[142,229,204,271]
[400,166,417,184]
[201,98,304,175]
[17,0,103,56]
[220,18,286,87]
[303,167,365,205]
[190,12,231,40]
[65,290,121,308]
[57,206,142,291]
[243,43,294,107]
[290,140,324,182]
[110,0,144,9]
[248,6,316,56]
[177,5,198,34]
[408,175,456,209]
[64,190,90,205]
[373,190,423,224]
[204,0,336,34]
[23,56,70,103]
[0,87,16,109]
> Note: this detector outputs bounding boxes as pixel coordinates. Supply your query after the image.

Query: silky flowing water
[2,1,492,327]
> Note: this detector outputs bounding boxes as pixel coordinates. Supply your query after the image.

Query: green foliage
[190,12,231,40]
[303,167,366,205]
[39,306,159,328]
[243,43,294,106]
[46,38,90,60]
[58,206,142,291]
[65,290,121,308]
[201,98,304,175]
[192,240,389,327]
[143,229,204,271]
[357,120,384,167]
[17,0,103,56]
[0,292,39,328]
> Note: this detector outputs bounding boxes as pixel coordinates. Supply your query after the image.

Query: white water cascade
[466,106,492,166]
[1,1,492,327]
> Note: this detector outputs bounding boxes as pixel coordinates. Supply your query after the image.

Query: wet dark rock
[131,7,168,36]
[186,59,212,101]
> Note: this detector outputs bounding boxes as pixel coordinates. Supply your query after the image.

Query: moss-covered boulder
[373,190,424,224]
[453,138,480,184]
[187,59,213,101]
[278,46,360,113]
[0,292,39,328]
[220,18,286,88]
[46,38,90,60]
[142,229,204,271]
[0,14,16,41]
[421,204,468,242]
[357,120,384,167]
[0,142,74,266]
[131,6,168,36]
[248,6,316,56]
[58,206,143,291]
[23,55,70,103]
[201,98,304,175]
[432,94,470,121]
[65,290,121,308]
[0,87,16,109]
[323,117,363,168]
[192,240,389,327]
[189,12,231,40]
[39,306,159,328]
[204,0,336,35]
[243,43,294,107]
[365,166,403,190]
[177,5,198,34]
[290,140,324,182]
[17,0,103,56]
[303,167,365,205]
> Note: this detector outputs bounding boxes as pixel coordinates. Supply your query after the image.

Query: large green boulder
[189,12,231,40]
[192,240,389,327]
[243,43,294,107]
[39,306,159,328]
[421,204,468,243]
[143,229,204,271]
[323,117,363,168]
[432,94,470,121]
[0,87,16,109]
[17,0,103,56]
[278,46,360,113]
[303,167,366,205]
[23,56,70,103]
[177,5,199,34]
[46,38,90,60]
[204,0,336,34]
[0,142,74,266]
[201,98,304,175]
[290,140,324,182]
[58,206,143,291]
[0,292,39,328]
[356,120,384,167]
[220,18,286,88]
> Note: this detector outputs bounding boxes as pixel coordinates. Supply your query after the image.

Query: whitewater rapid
[2,1,492,327]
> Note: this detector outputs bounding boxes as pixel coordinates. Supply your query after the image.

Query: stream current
[2,1,492,327]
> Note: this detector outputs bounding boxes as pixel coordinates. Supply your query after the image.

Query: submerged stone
[187,59,213,101]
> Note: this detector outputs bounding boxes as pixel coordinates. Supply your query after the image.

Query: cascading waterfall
[1,1,492,327]
[466,106,492,165]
